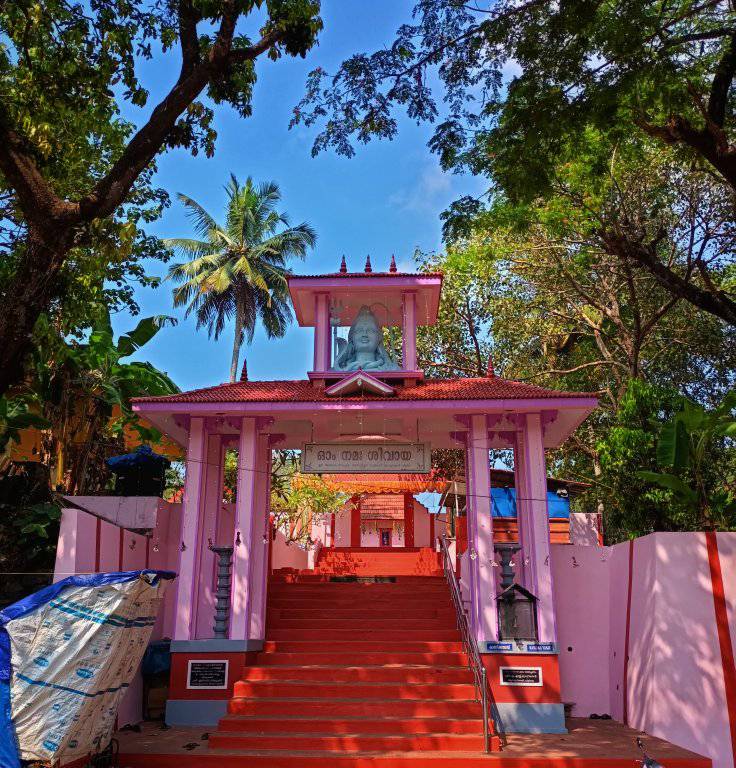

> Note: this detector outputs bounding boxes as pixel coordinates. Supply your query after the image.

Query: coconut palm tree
[166,176,316,381]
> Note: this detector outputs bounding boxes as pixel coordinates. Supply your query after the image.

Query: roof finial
[389,254,398,273]
[486,354,495,378]
[364,255,372,273]
[339,255,347,274]
[240,359,248,382]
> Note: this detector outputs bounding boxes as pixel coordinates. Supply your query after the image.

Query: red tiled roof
[321,473,446,493]
[133,377,594,405]
[360,494,405,520]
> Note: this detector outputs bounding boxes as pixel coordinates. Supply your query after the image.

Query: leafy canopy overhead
[0,0,323,397]
[293,0,736,197]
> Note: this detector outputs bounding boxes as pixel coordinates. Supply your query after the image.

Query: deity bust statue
[331,305,400,372]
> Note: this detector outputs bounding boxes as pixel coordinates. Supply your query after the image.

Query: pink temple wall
[54,506,182,726]
[552,533,736,768]
[413,500,431,547]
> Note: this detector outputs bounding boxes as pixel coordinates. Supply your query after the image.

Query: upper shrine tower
[287,256,442,388]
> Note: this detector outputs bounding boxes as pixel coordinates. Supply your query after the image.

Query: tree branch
[707,33,736,127]
[80,28,282,221]
[178,0,202,77]
[600,228,736,326]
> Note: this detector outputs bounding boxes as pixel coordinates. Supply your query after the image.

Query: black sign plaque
[187,659,229,690]
[499,666,543,687]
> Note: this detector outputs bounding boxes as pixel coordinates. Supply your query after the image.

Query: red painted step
[239,666,474,684]
[253,652,470,666]
[120,750,520,767]
[204,573,497,763]
[227,697,483,719]
[266,629,461,641]
[207,732,486,752]
[269,610,456,621]
[232,680,478,700]
[268,618,457,630]
[262,640,465,653]
[217,715,484,735]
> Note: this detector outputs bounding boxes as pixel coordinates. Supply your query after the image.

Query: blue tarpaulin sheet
[415,489,569,518]
[490,488,570,519]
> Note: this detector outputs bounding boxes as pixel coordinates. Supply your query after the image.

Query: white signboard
[301,442,431,474]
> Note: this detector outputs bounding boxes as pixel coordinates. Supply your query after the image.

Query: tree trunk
[230,297,244,382]
[0,229,73,397]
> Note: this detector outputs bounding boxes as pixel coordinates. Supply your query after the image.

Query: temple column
[313,292,331,371]
[521,413,557,644]
[230,416,258,641]
[193,432,225,638]
[173,416,207,640]
[248,434,272,642]
[350,497,361,547]
[466,414,498,643]
[513,430,533,590]
[403,492,414,548]
[402,291,417,370]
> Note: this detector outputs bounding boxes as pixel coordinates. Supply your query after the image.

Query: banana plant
[31,310,179,493]
[638,390,736,529]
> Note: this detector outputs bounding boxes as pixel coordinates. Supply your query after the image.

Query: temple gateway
[126,259,597,740]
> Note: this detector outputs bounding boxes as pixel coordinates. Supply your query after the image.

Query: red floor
[115,719,711,767]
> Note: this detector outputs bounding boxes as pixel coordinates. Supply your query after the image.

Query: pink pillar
[248,435,272,642]
[402,291,417,370]
[313,292,331,371]
[513,431,533,590]
[467,414,497,643]
[173,416,206,640]
[193,432,224,639]
[230,416,258,641]
[522,412,557,643]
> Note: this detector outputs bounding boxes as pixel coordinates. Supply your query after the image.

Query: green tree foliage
[0,460,60,607]
[294,0,736,324]
[271,473,349,549]
[638,390,736,529]
[25,311,179,494]
[0,0,323,396]
[412,142,736,538]
[167,175,316,381]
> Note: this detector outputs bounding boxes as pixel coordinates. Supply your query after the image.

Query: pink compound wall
[552,533,736,768]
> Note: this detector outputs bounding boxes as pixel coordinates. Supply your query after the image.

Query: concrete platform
[113,718,711,767]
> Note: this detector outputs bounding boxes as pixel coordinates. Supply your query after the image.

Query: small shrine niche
[287,257,443,386]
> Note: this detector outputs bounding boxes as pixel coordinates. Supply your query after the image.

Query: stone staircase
[206,560,499,764]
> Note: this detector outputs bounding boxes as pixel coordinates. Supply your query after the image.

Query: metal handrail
[438,536,502,752]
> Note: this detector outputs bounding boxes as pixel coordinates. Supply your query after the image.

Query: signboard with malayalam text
[186,659,229,690]
[499,666,543,687]
[301,442,431,474]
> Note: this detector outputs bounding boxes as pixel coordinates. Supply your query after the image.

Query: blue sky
[115,1,484,391]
